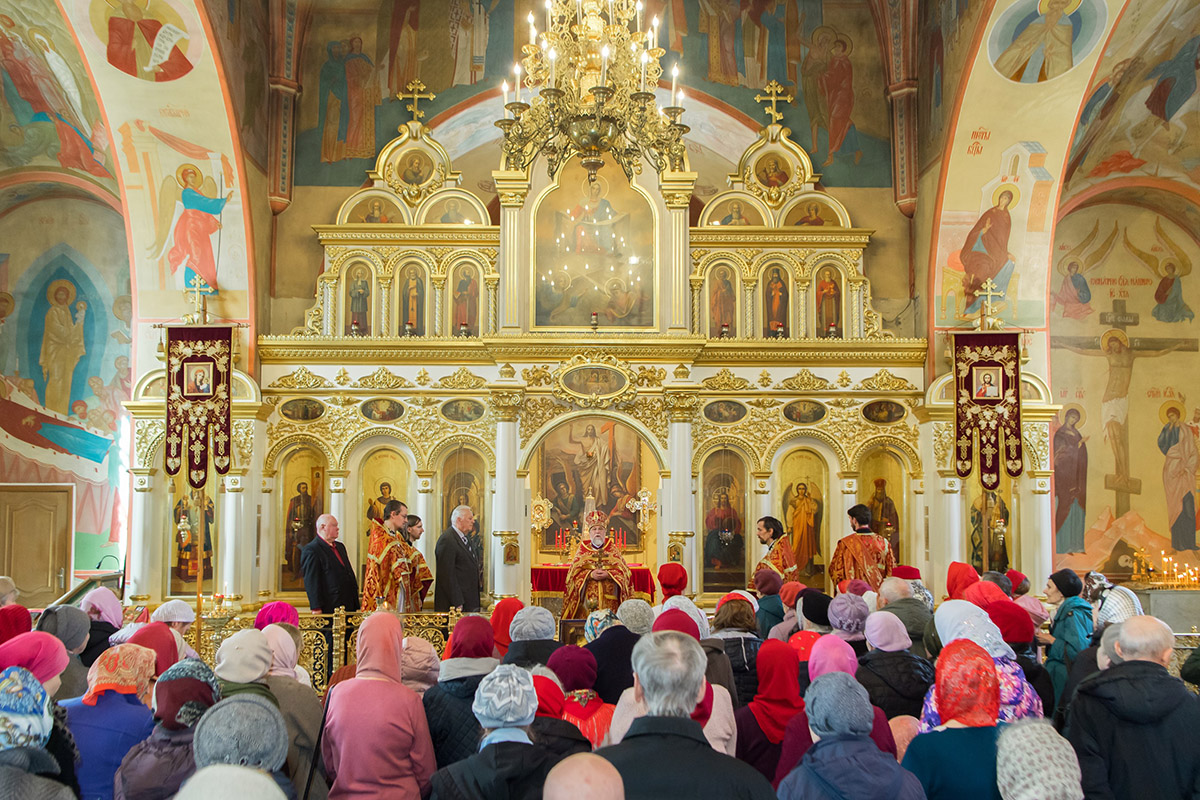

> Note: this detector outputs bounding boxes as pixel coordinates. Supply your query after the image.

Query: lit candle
[601,44,610,85]
[670,63,678,98]
[576,0,582,24]
[676,89,684,110]
[545,0,552,29]
[513,64,522,103]
[501,79,509,115]
[636,0,643,29]
[652,16,658,47]
[528,11,536,45]
[640,50,648,91]
[608,0,614,22]
[549,48,557,85]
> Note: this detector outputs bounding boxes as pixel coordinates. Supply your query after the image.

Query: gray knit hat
[997,720,1083,800]
[805,672,872,738]
[36,605,90,651]
[193,695,288,772]
[509,607,556,642]
[617,599,654,635]
[472,664,537,729]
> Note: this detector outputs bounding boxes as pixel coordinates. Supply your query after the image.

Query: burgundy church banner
[165,326,233,488]
[953,332,1023,490]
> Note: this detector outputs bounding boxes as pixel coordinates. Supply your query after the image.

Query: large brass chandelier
[496,0,689,183]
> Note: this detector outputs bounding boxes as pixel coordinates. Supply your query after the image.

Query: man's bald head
[1115,615,1175,667]
[877,577,912,608]
[544,753,624,800]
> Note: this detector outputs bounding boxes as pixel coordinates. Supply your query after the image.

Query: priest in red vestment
[561,510,632,620]
[749,515,798,590]
[828,504,894,592]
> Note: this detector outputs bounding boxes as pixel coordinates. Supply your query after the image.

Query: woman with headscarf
[1037,569,1093,716]
[711,591,763,707]
[400,637,440,697]
[772,635,896,789]
[0,665,74,800]
[423,615,498,768]
[996,719,1083,800]
[61,644,156,800]
[786,590,833,686]
[126,622,183,678]
[946,561,981,600]
[488,598,523,658]
[35,606,91,701]
[0,631,79,796]
[582,609,618,644]
[856,611,935,720]
[324,613,434,798]
[584,599,650,705]
[733,639,803,780]
[767,582,805,642]
[653,563,687,614]
[262,624,326,800]
[114,659,221,800]
[661,595,738,703]
[963,580,1012,612]
[1006,569,1050,627]
[987,601,1055,718]
[827,593,870,658]
[255,601,300,631]
[753,570,786,639]
[213,629,277,706]
[79,588,122,667]
[528,667,591,758]
[604,609,737,755]
[547,645,614,748]
[918,600,1042,732]
[148,602,200,661]
[193,695,296,797]
[0,604,32,646]
[902,639,1003,800]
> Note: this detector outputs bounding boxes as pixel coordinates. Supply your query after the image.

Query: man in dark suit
[301,513,360,614]
[434,504,482,611]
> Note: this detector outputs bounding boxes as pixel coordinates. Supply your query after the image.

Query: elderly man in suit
[434,504,481,612]
[301,514,360,614]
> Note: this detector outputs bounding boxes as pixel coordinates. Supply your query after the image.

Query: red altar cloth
[532,564,656,605]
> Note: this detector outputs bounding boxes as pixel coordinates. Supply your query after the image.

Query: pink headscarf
[807,634,858,681]
[356,613,405,682]
[262,624,299,678]
[80,587,124,628]
[254,601,300,631]
[0,631,69,683]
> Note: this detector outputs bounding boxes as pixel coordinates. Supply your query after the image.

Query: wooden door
[0,486,72,607]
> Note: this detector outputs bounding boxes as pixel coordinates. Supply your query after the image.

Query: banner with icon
[165,326,232,488]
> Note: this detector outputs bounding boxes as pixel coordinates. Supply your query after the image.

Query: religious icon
[366,479,394,523]
[862,400,906,424]
[970,488,1010,573]
[814,267,842,338]
[1124,220,1194,324]
[763,267,790,337]
[991,0,1100,84]
[439,198,470,224]
[443,448,487,591]
[703,401,748,424]
[561,366,627,398]
[96,0,195,82]
[1158,400,1199,551]
[280,448,324,591]
[354,198,396,223]
[711,200,759,226]
[440,398,485,423]
[702,453,747,594]
[867,478,901,562]
[400,151,433,185]
[538,418,641,524]
[361,398,403,422]
[183,363,213,398]
[279,398,324,421]
[284,480,321,581]
[783,400,827,424]
[399,266,425,335]
[955,185,1018,316]
[451,265,479,336]
[709,267,737,337]
[345,265,371,335]
[972,367,1003,400]
[545,474,583,550]
[171,479,214,593]
[149,164,233,292]
[780,449,827,586]
[754,154,791,188]
[1053,404,1088,554]
[789,201,828,226]
[39,279,86,415]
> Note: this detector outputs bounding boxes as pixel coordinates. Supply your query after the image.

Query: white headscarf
[935,599,1015,660]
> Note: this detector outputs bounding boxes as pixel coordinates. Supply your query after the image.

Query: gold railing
[185,607,464,696]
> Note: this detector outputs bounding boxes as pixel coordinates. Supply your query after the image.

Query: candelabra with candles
[1150,550,1200,589]
[496,0,688,183]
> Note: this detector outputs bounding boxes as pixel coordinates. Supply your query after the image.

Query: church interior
[2,0,1200,666]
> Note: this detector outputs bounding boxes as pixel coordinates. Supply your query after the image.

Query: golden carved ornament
[701,369,752,392]
[634,366,667,388]
[520,397,570,447]
[673,364,691,380]
[354,366,415,390]
[627,396,669,447]
[522,365,554,387]
[383,160,445,205]
[134,419,166,469]
[758,371,773,388]
[232,420,255,467]
[436,367,488,389]
[401,395,495,465]
[836,371,853,388]
[743,164,801,208]
[530,496,553,533]
[665,192,692,208]
[335,368,351,386]
[499,191,527,207]
[416,369,431,386]
[498,363,516,379]
[551,352,638,410]
[856,368,918,393]
[692,397,796,469]
[490,389,525,422]
[270,366,334,390]
[663,391,700,423]
[1022,421,1051,471]
[776,369,830,391]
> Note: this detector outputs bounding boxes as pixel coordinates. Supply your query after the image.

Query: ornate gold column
[490,380,526,601]
[492,169,530,333]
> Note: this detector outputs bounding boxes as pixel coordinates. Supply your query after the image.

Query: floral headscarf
[583,609,618,643]
[82,643,157,706]
[935,599,1015,660]
[935,639,999,727]
[0,666,52,750]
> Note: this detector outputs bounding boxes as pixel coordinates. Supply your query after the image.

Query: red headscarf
[356,613,404,682]
[747,640,803,744]
[962,581,1010,611]
[0,605,32,645]
[657,563,688,599]
[891,565,922,580]
[254,601,299,631]
[946,562,981,600]
[0,631,69,683]
[807,634,858,681]
[489,598,524,658]
[1005,569,1028,590]
[787,630,821,661]
[128,622,182,677]
[935,639,999,727]
[987,601,1035,645]
[651,609,700,641]
[532,674,565,718]
[780,582,804,611]
[445,615,494,659]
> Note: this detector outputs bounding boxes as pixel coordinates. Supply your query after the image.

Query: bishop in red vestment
[562,512,632,620]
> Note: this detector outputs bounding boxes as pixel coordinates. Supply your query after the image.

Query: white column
[491,171,530,332]
[667,419,696,592]
[258,476,276,597]
[1023,474,1054,588]
[908,476,925,569]
[413,472,435,564]
[219,472,247,598]
[931,475,964,600]
[667,204,690,333]
[128,470,159,602]
[328,471,350,563]
[836,477,859,541]
[491,415,521,599]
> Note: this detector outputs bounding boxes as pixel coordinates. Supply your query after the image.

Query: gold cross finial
[977,278,1005,330]
[400,79,436,122]
[183,275,212,324]
[754,80,793,123]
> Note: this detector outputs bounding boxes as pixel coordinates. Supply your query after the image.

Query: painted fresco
[0,197,131,571]
[200,0,269,167]
[293,0,892,188]
[0,5,117,188]
[779,448,827,590]
[987,0,1107,84]
[917,0,987,168]
[86,0,198,82]
[1050,206,1200,576]
[279,448,325,593]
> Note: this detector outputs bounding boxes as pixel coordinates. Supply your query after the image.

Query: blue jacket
[1047,595,1093,708]
[62,692,154,800]
[778,735,927,800]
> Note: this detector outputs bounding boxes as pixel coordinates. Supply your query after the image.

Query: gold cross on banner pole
[754,80,793,123]
[183,275,212,324]
[400,79,436,122]
[976,278,1004,330]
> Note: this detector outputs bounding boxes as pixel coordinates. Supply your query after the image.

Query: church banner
[953,332,1023,490]
[165,326,233,488]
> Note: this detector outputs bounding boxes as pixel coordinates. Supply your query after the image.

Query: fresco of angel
[1050,220,1118,319]
[783,479,824,574]
[1124,219,1195,323]
[148,164,233,292]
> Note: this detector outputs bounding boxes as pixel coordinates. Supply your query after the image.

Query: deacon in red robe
[828,504,894,592]
[561,512,632,620]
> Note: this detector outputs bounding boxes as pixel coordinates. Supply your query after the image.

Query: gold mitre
[585,509,608,534]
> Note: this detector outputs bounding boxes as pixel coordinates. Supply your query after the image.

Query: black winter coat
[1014,653,1056,722]
[855,649,935,720]
[80,620,118,668]
[530,717,591,758]
[423,676,486,768]
[716,632,762,707]
[585,626,640,704]
[501,639,563,668]
[1066,659,1200,800]
[429,741,562,800]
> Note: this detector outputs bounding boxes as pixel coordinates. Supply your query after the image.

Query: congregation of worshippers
[0,511,1198,800]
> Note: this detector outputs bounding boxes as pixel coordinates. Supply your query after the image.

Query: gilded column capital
[327,470,349,493]
[663,390,700,423]
[490,388,525,422]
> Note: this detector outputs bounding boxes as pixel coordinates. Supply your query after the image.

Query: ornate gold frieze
[335,368,351,385]
[757,371,773,388]
[134,419,166,469]
[353,366,415,390]
[627,396,669,447]
[775,369,830,391]
[522,365,554,387]
[932,421,954,471]
[856,368,919,393]
[836,371,853,388]
[519,397,569,447]
[416,369,431,386]
[269,366,334,390]
[232,420,255,468]
[663,390,700,423]
[551,352,638,409]
[1021,421,1051,472]
[435,367,488,390]
[701,368,752,392]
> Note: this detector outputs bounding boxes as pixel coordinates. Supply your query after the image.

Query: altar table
[531,564,656,614]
